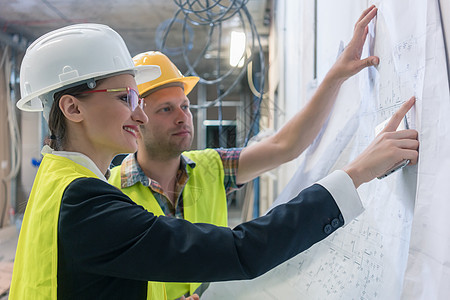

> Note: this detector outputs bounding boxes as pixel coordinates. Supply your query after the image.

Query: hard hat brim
[17,65,161,112]
[139,75,200,97]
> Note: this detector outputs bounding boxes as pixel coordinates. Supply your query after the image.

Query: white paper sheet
[401,0,450,298]
[202,0,449,298]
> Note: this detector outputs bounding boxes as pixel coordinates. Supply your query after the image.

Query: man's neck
[136,151,181,200]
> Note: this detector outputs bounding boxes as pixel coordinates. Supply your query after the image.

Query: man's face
[138,86,194,159]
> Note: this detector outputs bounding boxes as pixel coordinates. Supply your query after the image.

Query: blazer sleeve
[58,177,349,283]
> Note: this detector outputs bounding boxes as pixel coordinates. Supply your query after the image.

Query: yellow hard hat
[133,51,199,97]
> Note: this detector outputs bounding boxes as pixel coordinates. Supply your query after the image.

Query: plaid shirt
[117,148,243,218]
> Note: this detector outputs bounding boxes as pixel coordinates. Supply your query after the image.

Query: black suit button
[331,218,340,228]
[324,224,332,234]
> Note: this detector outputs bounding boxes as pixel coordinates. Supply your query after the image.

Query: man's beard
[143,137,192,161]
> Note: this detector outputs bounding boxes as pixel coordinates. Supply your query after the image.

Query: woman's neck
[63,141,114,177]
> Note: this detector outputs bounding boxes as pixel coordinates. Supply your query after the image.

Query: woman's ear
[59,95,83,122]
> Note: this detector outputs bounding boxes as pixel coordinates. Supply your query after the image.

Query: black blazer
[57,177,343,299]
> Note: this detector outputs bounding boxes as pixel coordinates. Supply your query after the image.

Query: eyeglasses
[77,87,144,111]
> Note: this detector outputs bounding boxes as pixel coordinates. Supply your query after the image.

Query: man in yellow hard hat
[110,9,381,298]
[109,51,228,299]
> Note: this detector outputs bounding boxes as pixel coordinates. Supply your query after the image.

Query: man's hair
[141,82,184,98]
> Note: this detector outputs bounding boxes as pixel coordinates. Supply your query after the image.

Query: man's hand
[329,5,380,81]
[343,97,419,188]
[236,5,384,185]
[181,294,200,300]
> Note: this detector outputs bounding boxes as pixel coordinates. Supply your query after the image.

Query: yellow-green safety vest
[10,154,98,299]
[10,154,166,300]
[109,149,228,299]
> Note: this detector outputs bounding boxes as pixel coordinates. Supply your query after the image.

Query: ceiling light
[229,31,246,67]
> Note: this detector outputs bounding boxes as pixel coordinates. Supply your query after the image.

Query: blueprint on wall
[400,0,450,298]
[202,0,449,299]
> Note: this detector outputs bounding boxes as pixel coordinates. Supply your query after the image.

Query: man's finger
[382,97,416,133]
[355,6,378,33]
[356,5,377,24]
[363,56,380,67]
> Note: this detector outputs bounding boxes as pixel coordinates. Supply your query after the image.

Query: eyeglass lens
[127,88,143,111]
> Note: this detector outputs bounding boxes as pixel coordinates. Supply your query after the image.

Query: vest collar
[41,145,109,182]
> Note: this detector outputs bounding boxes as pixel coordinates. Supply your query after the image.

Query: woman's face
[76,74,148,158]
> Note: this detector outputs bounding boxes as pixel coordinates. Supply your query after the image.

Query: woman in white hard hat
[10,10,419,300]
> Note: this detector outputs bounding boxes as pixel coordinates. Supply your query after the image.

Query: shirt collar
[41,145,109,182]
[180,153,196,170]
[119,153,149,188]
[120,152,196,188]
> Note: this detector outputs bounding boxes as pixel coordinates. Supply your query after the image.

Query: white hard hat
[17,23,161,114]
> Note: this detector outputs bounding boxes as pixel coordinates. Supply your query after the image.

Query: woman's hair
[46,79,104,150]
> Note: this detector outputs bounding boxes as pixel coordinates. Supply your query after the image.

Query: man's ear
[59,95,83,122]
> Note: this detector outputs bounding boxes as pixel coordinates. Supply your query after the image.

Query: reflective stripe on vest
[109,148,228,299]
